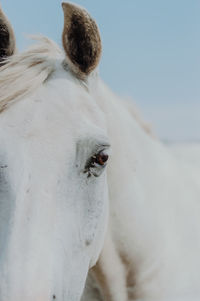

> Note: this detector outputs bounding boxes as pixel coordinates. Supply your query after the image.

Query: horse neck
[95,81,200,300]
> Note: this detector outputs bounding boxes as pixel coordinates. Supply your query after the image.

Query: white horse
[81,74,200,295]
[1,3,200,301]
[0,3,109,301]
[81,82,200,300]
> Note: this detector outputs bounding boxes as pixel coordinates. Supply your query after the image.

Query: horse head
[0,3,109,300]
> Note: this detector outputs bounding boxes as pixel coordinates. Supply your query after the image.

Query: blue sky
[1,0,200,141]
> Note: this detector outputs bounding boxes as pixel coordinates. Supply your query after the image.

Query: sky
[1,0,200,141]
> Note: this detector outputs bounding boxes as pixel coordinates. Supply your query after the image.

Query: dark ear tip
[62,2,86,16]
[62,2,75,12]
[61,2,68,12]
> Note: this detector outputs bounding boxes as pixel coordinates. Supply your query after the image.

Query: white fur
[0,38,110,301]
[82,82,200,301]
[1,31,200,301]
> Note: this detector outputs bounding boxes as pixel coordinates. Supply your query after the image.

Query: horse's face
[0,3,109,301]
[0,72,110,301]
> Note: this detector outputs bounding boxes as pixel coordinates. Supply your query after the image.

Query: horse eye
[91,151,109,166]
[84,149,109,178]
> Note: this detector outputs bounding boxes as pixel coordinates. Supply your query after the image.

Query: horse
[81,72,200,295]
[81,86,200,299]
[0,3,109,301]
[1,3,200,301]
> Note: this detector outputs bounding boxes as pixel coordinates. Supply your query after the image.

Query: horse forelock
[0,36,63,113]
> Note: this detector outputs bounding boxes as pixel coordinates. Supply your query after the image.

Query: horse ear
[0,6,16,64]
[62,2,102,79]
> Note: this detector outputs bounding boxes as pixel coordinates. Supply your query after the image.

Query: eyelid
[94,143,111,154]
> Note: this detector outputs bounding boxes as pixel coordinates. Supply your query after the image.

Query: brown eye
[84,149,109,178]
[93,151,109,166]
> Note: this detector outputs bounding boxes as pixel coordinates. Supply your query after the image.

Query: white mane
[0,35,153,137]
[0,36,62,112]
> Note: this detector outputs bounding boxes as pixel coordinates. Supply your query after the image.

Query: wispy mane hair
[0,35,154,137]
[0,36,62,112]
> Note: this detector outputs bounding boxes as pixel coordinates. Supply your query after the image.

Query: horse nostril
[52,295,56,300]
